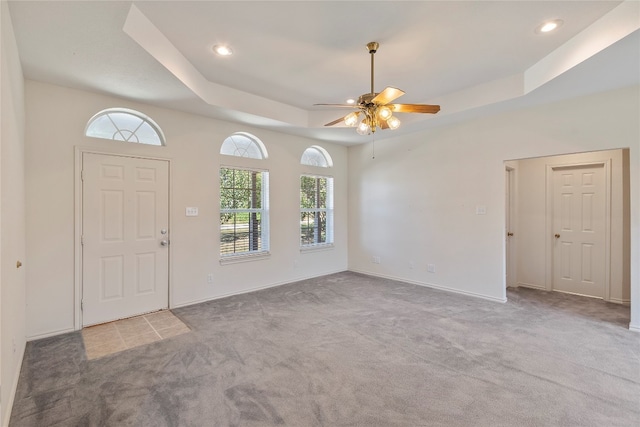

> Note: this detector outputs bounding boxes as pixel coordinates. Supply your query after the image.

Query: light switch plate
[186,207,199,216]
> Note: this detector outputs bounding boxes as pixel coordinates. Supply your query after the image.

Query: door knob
[507,232,514,237]
[554,233,560,239]
[160,240,169,246]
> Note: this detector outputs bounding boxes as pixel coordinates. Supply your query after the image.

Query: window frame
[85,108,166,146]
[301,145,333,168]
[219,165,270,263]
[300,174,334,249]
[220,132,268,159]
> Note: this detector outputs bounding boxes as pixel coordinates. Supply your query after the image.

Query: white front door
[82,153,169,326]
[552,165,605,298]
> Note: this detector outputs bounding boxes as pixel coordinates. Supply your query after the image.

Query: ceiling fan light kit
[344,112,359,127]
[316,41,440,135]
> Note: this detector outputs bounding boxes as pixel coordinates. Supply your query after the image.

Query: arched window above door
[220,132,268,159]
[85,108,165,146]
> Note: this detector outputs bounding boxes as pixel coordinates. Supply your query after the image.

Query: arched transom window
[85,108,165,146]
[301,145,333,167]
[220,132,268,159]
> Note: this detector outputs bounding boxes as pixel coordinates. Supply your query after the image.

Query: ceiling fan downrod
[367,42,379,95]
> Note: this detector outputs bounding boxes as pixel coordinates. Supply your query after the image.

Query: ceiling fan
[315,42,440,135]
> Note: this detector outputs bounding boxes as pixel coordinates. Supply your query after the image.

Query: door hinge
[81,170,84,181]
[81,236,84,246]
[81,300,83,311]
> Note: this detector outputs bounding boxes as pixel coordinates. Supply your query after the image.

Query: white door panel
[552,165,605,298]
[82,153,169,326]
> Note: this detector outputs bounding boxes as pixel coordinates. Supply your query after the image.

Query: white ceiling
[7,1,640,145]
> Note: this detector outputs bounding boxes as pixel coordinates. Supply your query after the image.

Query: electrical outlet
[293,260,299,269]
[427,264,436,273]
[207,273,214,284]
[372,256,381,264]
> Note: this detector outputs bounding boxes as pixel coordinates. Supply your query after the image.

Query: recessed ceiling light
[212,44,233,56]
[536,19,563,34]
[346,98,356,104]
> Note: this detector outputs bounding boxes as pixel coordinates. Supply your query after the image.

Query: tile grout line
[143,315,164,339]
[112,322,128,351]
[83,322,124,359]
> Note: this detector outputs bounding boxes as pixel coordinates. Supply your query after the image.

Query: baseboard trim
[629,323,640,333]
[26,327,76,342]
[517,282,546,291]
[3,342,26,427]
[608,297,631,305]
[348,269,507,303]
[171,269,348,309]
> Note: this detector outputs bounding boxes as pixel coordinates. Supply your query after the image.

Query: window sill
[300,243,334,254]
[220,251,271,265]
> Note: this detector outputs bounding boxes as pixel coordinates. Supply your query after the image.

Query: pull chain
[371,133,376,159]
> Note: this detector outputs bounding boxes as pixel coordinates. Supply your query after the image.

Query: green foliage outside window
[220,168,265,255]
[300,176,331,245]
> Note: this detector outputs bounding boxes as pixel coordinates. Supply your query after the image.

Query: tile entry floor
[81,310,190,359]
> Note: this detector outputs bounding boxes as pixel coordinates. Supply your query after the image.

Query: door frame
[505,166,517,288]
[74,147,172,330]
[545,160,611,300]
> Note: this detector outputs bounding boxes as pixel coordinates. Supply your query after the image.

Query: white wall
[24,80,348,339]
[348,86,640,328]
[0,1,27,424]
[510,150,630,303]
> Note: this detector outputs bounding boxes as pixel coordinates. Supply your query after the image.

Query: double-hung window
[300,175,333,246]
[220,167,270,257]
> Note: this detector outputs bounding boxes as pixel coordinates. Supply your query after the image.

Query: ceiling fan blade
[314,103,359,108]
[390,104,441,114]
[324,116,348,126]
[372,87,405,105]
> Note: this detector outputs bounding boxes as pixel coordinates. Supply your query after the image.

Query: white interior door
[82,153,169,326]
[552,165,605,298]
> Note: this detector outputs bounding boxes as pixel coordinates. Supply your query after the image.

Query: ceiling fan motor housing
[357,93,379,106]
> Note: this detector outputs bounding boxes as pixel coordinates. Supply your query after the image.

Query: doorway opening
[504,149,630,308]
